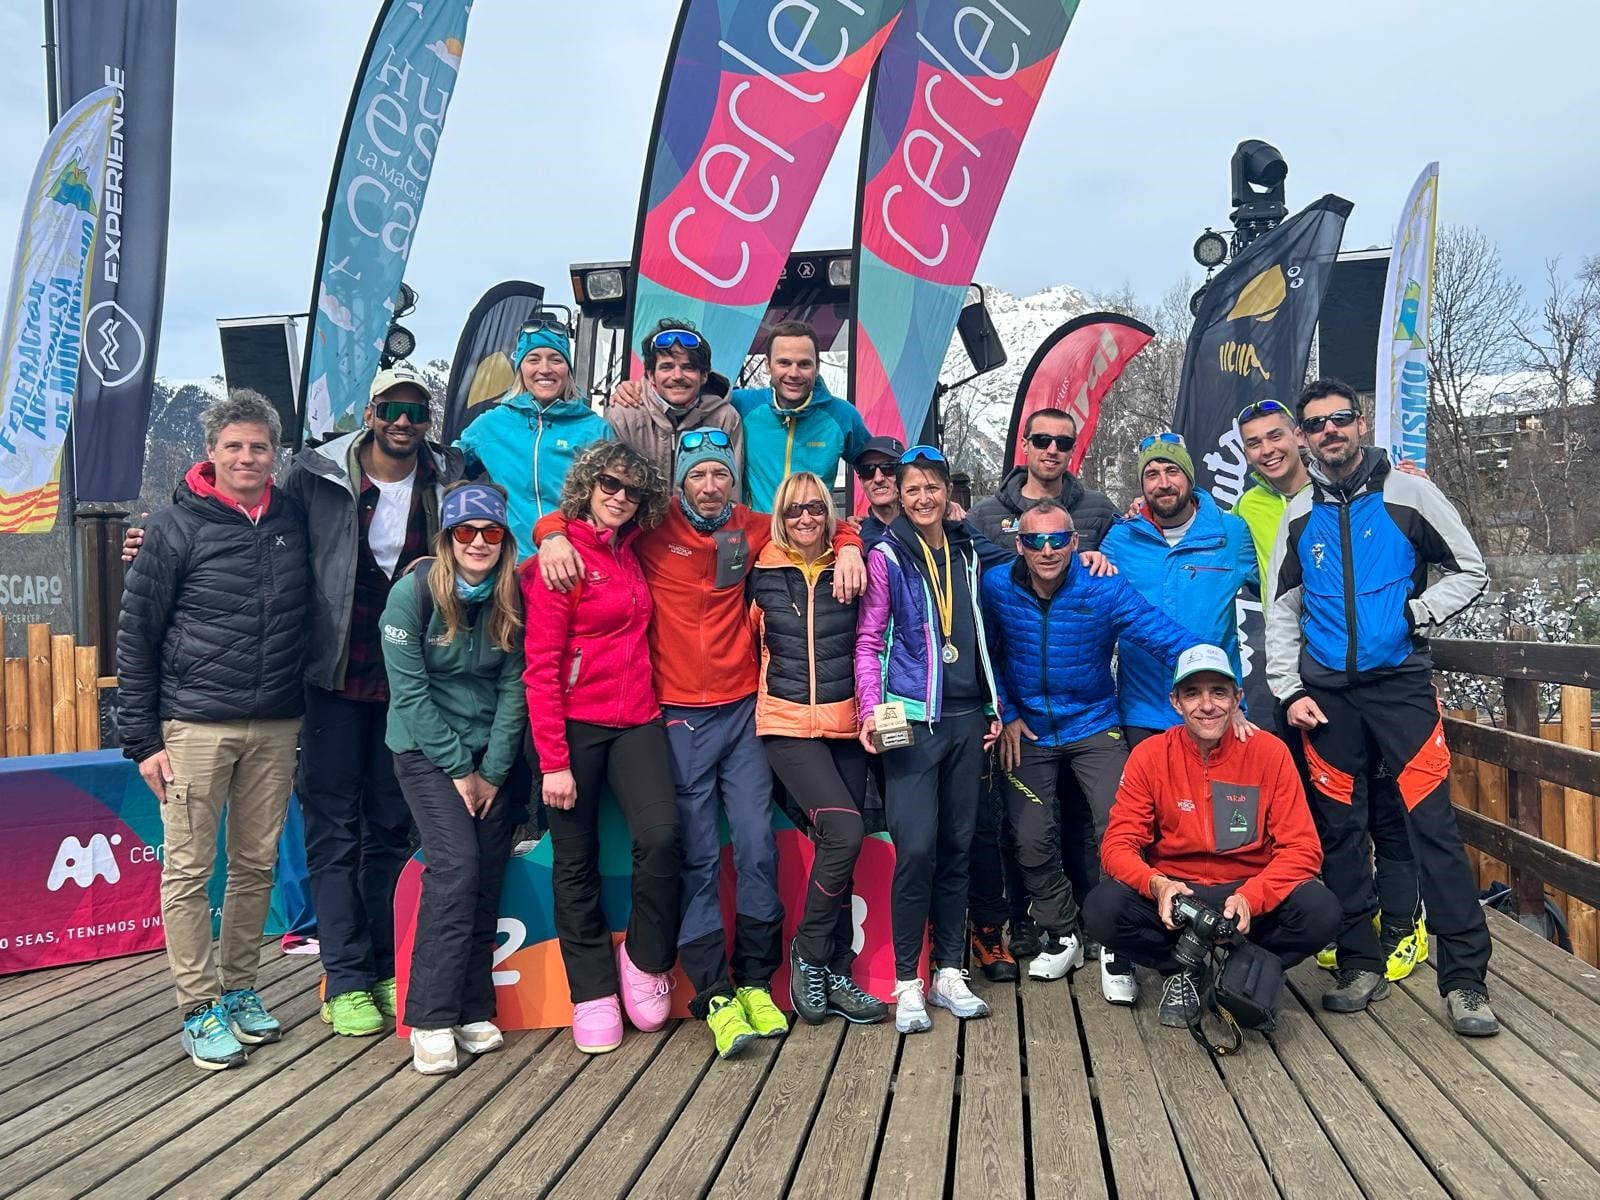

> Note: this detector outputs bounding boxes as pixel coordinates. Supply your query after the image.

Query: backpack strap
[401,556,436,635]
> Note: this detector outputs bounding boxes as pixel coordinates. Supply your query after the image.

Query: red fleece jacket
[1100,725,1323,916]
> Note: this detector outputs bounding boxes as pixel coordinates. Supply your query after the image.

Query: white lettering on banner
[491,917,528,986]
[1202,427,1250,510]
[100,65,126,286]
[0,573,65,607]
[1054,329,1122,428]
[47,834,123,891]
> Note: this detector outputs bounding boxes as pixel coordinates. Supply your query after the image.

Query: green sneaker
[735,986,789,1039]
[372,976,398,1018]
[321,989,384,1036]
[706,995,759,1059]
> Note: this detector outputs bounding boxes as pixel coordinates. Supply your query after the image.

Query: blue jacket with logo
[1266,449,1488,700]
[980,555,1200,745]
[455,392,612,561]
[732,378,871,511]
[1099,490,1258,731]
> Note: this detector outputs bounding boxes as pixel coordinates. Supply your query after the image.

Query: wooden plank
[1074,969,1190,1200]
[1454,808,1600,910]
[1488,905,1600,1005]
[1540,723,1571,922]
[553,1021,730,1200]
[954,975,1025,1200]
[1016,980,1107,1200]
[1482,929,1600,1053]
[0,950,167,1022]
[1260,999,1445,1200]
[1446,716,1600,797]
[1560,687,1597,966]
[870,1010,957,1200]
[1475,753,1510,886]
[74,645,99,752]
[4,658,28,756]
[312,1030,557,1200]
[1467,962,1600,1102]
[0,951,189,1063]
[710,1018,845,1200]
[1130,980,1277,1200]
[1286,962,1538,1200]
[471,1030,670,1198]
[26,624,51,755]
[48,634,75,752]
[786,1018,898,1198]
[387,1027,592,1200]
[1432,638,1600,686]
[1504,651,1548,925]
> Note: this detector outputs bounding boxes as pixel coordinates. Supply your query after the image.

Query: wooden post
[1503,626,1546,930]
[1563,686,1598,966]
[1475,756,1509,888]
[1539,723,1569,924]
[74,645,100,752]
[1448,708,1484,884]
[51,634,76,752]
[26,624,52,755]
[4,659,27,757]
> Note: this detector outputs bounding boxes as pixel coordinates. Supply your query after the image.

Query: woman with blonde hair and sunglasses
[750,472,889,1026]
[380,481,528,1075]
[521,441,683,1055]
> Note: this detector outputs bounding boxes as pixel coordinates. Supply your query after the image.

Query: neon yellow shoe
[371,977,398,1018]
[735,986,789,1038]
[1385,919,1429,981]
[321,989,384,1036]
[1316,944,1338,971]
[706,995,759,1059]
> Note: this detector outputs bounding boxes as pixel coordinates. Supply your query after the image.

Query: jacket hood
[884,514,976,567]
[765,375,838,423]
[754,539,834,570]
[993,464,1087,516]
[1125,488,1227,546]
[1310,446,1389,497]
[180,461,272,520]
[641,384,734,432]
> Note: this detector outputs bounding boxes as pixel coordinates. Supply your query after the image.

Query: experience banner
[0,87,117,534]
[1006,312,1154,472]
[300,0,474,442]
[55,0,177,502]
[441,280,545,443]
[625,0,900,381]
[1374,163,1439,469]
[850,0,1080,444]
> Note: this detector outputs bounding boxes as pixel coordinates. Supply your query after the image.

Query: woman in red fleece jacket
[521,442,682,1056]
[1082,645,1338,1028]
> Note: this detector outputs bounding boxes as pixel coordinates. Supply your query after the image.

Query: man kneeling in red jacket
[1083,644,1337,1028]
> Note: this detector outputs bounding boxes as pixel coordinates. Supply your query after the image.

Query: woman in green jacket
[381,481,527,1075]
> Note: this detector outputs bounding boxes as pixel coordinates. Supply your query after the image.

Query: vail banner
[300,0,474,441]
[1007,312,1153,472]
[1374,163,1438,470]
[55,0,177,502]
[442,280,546,443]
[626,0,900,381]
[0,87,118,534]
[850,0,1080,444]
[1172,194,1352,508]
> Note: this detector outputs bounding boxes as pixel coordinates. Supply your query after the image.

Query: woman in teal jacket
[456,320,612,560]
[381,481,527,1076]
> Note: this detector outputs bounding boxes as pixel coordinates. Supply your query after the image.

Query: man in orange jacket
[1083,644,1337,1028]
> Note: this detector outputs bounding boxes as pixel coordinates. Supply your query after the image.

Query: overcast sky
[0,0,1595,381]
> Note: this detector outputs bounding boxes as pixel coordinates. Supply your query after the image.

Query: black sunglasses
[597,473,644,504]
[854,461,897,481]
[1027,433,1076,453]
[373,399,428,424]
[783,500,827,519]
[1300,409,1359,435]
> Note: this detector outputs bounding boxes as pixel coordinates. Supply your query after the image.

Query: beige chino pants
[158,717,301,1013]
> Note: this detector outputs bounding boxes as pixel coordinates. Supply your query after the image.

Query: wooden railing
[1,622,110,757]
[1435,635,1600,965]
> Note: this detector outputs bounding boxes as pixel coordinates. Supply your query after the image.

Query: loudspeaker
[1317,252,1389,394]
[216,317,301,438]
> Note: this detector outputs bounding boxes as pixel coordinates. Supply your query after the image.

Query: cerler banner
[55,0,178,502]
[301,0,473,440]
[851,0,1079,444]
[626,0,900,381]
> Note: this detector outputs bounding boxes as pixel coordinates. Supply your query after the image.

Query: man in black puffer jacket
[118,390,309,1071]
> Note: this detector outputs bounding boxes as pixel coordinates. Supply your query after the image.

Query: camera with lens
[1170,894,1238,971]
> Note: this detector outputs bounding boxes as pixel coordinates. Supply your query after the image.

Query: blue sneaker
[181,1001,247,1070]
[222,988,281,1044]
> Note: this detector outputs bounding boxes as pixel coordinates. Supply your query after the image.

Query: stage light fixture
[585,269,624,302]
[1193,230,1229,269]
[382,323,416,366]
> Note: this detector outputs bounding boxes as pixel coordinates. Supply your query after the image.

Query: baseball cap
[1172,644,1238,688]
[370,366,430,404]
[854,435,906,464]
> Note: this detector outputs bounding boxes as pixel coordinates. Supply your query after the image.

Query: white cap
[1172,644,1237,688]
[369,366,429,403]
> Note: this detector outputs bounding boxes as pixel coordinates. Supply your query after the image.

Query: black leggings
[763,736,866,974]
[547,721,681,1003]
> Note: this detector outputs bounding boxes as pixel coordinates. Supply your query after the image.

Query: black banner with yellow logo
[1173,194,1352,508]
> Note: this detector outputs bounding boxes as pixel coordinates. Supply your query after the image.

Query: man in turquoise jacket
[455,323,611,561]
[732,320,872,511]
[1084,433,1257,743]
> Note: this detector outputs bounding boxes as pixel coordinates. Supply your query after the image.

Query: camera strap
[1186,951,1245,1057]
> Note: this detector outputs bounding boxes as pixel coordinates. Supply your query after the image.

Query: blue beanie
[674,428,737,487]
[513,324,572,371]
[440,483,509,531]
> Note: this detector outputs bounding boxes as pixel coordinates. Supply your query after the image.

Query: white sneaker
[453,1020,504,1055]
[1028,931,1085,981]
[929,967,991,1020]
[892,977,932,1034]
[410,1027,458,1075]
[1100,953,1139,1006]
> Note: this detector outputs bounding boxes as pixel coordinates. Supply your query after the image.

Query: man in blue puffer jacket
[1086,433,1258,742]
[981,499,1198,1003]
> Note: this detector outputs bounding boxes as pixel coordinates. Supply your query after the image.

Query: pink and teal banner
[626,0,901,380]
[850,0,1079,443]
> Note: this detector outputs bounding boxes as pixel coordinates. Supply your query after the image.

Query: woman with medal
[854,445,1003,1034]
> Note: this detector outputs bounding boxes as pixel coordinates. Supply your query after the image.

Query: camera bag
[1212,938,1283,1030]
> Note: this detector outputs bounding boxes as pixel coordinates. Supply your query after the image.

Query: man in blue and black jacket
[981,499,1198,1005]
[1266,379,1496,1036]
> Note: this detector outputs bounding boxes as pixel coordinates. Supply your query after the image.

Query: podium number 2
[492,918,527,986]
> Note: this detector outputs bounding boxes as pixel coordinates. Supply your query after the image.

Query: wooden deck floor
[3,907,1599,1199]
